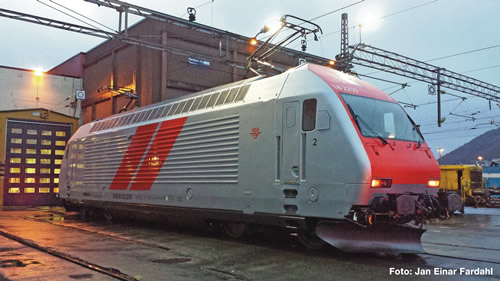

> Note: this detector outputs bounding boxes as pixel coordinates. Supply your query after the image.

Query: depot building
[1,10,331,207]
[0,108,78,207]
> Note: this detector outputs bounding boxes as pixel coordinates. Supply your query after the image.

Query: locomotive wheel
[79,208,90,222]
[224,222,247,239]
[103,211,113,221]
[297,228,326,250]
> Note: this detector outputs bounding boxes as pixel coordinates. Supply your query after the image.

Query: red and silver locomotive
[59,64,461,253]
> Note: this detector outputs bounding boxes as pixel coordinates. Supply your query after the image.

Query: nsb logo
[250,128,261,139]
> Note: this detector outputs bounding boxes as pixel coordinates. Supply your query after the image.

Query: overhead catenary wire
[361,43,500,77]
[307,0,365,22]
[47,0,116,32]
[258,0,365,44]
[425,133,483,141]
[317,0,439,39]
[180,0,213,18]
[462,64,500,74]
[36,0,113,35]
[422,124,498,135]
[426,44,500,63]
[416,106,500,126]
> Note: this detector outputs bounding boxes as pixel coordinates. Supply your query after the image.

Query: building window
[54,168,60,174]
[26,148,37,154]
[39,188,50,193]
[54,159,62,165]
[9,168,21,173]
[25,178,36,183]
[55,140,66,146]
[9,178,21,183]
[41,149,52,155]
[40,168,51,174]
[25,168,36,174]
[55,150,65,156]
[42,130,52,136]
[26,158,37,164]
[40,178,51,183]
[54,178,59,184]
[53,187,59,193]
[10,148,22,154]
[26,139,37,145]
[56,131,66,137]
[10,158,21,164]
[40,159,51,165]
[41,140,52,146]
[11,138,22,144]
[27,129,37,135]
[24,187,35,193]
[8,187,21,193]
[11,128,22,134]
[302,99,317,131]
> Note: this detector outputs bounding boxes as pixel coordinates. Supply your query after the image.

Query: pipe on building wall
[161,31,168,101]
[232,50,238,82]
[112,50,118,114]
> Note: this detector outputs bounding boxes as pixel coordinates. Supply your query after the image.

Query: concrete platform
[0,207,499,281]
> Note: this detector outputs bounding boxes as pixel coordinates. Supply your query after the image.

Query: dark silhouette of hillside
[439,127,500,165]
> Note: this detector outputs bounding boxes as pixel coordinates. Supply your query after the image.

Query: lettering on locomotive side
[112,193,132,200]
[330,84,359,94]
[135,194,166,201]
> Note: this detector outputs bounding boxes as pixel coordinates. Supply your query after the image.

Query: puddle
[0,259,27,268]
[69,273,94,279]
[0,248,16,252]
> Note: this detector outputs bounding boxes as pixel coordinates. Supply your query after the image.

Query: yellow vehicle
[440,165,485,208]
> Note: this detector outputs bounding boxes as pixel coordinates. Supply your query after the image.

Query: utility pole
[436,68,442,127]
[335,13,353,73]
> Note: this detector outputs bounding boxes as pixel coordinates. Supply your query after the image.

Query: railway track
[421,252,500,266]
[25,213,171,252]
[0,229,139,281]
[2,208,499,281]
[29,211,500,265]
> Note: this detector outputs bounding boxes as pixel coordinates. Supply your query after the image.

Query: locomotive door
[281,102,301,183]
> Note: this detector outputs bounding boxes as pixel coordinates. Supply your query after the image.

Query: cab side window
[302,99,317,131]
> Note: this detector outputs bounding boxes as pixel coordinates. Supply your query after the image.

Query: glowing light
[427,179,440,188]
[478,156,483,161]
[249,37,258,46]
[34,68,43,77]
[358,7,383,31]
[371,178,392,188]
[328,60,335,66]
[261,18,284,34]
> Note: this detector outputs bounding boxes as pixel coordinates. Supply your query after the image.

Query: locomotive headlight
[371,178,392,188]
[427,179,440,188]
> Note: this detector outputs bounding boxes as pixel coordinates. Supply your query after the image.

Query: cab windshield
[341,93,423,143]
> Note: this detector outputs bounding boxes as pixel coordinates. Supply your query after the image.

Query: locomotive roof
[87,74,266,133]
[86,63,396,134]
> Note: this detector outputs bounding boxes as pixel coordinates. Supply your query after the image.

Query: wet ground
[0,207,499,281]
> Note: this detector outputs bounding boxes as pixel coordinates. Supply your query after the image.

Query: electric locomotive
[59,64,460,253]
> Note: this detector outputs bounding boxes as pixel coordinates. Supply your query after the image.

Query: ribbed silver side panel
[82,115,239,186]
[83,133,135,185]
[159,115,239,184]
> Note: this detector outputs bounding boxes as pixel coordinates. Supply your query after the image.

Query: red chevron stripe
[109,123,159,190]
[129,117,187,191]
